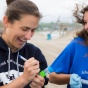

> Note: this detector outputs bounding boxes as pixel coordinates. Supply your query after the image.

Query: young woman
[49,5,88,88]
[0,0,48,88]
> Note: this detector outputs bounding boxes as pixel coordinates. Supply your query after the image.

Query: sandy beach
[28,30,77,88]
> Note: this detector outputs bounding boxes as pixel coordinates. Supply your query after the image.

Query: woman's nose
[24,30,32,40]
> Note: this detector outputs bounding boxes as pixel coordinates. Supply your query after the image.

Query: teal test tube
[39,66,53,77]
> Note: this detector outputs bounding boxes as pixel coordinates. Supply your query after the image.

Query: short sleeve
[51,41,75,74]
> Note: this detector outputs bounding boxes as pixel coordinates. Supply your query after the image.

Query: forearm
[0,75,29,88]
[49,72,70,85]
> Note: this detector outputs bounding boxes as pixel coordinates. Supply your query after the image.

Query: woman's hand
[30,75,45,88]
[21,57,40,83]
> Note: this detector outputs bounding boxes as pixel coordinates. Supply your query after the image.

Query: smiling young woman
[0,0,48,88]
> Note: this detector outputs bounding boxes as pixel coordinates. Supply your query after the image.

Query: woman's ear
[3,16,9,28]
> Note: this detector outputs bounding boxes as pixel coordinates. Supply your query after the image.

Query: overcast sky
[0,0,88,23]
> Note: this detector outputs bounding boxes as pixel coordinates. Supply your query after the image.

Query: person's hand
[30,75,45,88]
[70,74,82,88]
[21,57,40,83]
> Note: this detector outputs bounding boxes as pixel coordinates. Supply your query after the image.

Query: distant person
[49,5,88,88]
[0,0,48,88]
[62,27,67,35]
[64,28,67,33]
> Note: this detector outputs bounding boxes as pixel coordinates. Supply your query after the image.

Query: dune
[28,29,77,88]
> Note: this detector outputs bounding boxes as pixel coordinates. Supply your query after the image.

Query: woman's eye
[83,21,87,25]
[32,28,36,32]
[22,28,28,31]
[31,29,35,32]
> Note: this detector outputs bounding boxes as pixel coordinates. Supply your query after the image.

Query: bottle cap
[48,66,54,73]
[39,70,46,77]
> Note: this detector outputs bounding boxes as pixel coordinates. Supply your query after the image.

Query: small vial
[39,66,53,77]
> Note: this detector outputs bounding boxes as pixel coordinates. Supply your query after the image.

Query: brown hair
[5,0,42,23]
[73,5,88,25]
[73,5,88,45]
[6,0,16,6]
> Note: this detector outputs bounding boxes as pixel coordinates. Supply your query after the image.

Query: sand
[28,30,77,88]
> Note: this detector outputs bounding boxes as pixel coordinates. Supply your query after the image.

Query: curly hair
[73,5,88,25]
[73,5,88,45]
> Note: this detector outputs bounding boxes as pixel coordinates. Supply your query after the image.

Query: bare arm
[49,72,70,85]
[0,75,29,88]
[0,58,40,88]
